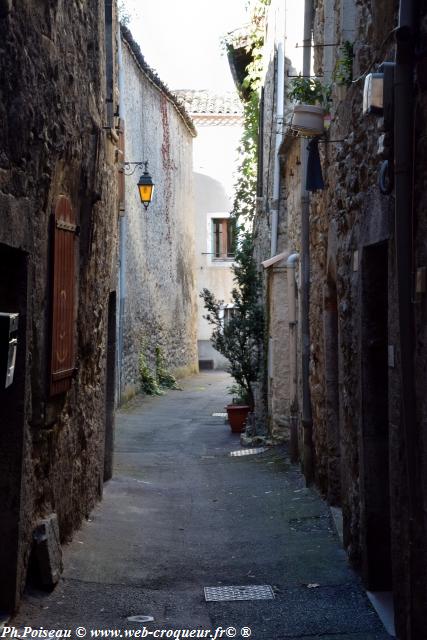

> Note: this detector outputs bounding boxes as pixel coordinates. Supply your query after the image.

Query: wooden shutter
[50,195,77,396]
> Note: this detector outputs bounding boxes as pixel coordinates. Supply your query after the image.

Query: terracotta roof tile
[173,90,243,116]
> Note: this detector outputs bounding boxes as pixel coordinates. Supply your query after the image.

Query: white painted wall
[193,118,243,368]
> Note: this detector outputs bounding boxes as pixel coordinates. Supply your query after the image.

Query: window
[223,306,235,327]
[212,218,234,260]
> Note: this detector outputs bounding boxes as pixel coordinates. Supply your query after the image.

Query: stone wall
[257,0,427,636]
[0,0,119,610]
[119,29,198,400]
[308,0,427,636]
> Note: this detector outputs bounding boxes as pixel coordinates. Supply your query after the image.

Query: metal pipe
[300,0,314,485]
[117,26,126,405]
[287,252,300,462]
[270,5,286,257]
[394,0,421,635]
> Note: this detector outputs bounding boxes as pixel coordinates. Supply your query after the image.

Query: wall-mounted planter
[292,104,325,136]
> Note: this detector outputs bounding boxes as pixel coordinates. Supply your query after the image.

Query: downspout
[287,252,300,462]
[394,0,420,634]
[300,0,314,484]
[117,26,126,405]
[270,5,285,257]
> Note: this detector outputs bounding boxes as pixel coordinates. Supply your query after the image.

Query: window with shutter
[212,218,235,260]
[49,196,77,396]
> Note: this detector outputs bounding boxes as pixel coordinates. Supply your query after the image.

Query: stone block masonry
[0,0,120,611]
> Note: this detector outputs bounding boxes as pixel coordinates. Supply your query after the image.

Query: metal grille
[204,585,275,602]
[50,195,77,396]
[229,447,268,457]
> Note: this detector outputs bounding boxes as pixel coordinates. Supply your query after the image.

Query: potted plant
[288,76,331,136]
[225,384,251,433]
[200,232,264,433]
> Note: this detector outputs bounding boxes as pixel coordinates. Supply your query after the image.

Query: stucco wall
[193,119,242,369]
[120,34,198,398]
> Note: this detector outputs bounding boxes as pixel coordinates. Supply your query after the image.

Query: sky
[120,0,249,92]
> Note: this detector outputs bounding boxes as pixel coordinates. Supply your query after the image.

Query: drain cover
[204,585,275,602]
[212,412,227,417]
[229,447,268,457]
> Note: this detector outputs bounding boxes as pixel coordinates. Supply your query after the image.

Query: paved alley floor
[11,372,391,640]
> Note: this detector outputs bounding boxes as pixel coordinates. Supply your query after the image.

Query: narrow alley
[11,373,390,640]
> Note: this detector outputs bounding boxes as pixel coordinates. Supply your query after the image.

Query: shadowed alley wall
[0,0,119,610]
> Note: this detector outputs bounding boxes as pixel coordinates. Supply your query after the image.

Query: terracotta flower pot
[226,404,250,433]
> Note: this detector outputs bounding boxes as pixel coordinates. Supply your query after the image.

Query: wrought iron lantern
[123,161,154,210]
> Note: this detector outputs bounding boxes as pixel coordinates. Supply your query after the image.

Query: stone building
[174,90,243,371]
[117,28,198,402]
[0,0,120,612]
[254,0,427,636]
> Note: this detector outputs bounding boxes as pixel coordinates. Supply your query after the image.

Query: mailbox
[0,312,19,388]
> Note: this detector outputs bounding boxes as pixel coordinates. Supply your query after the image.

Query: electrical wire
[351,26,399,83]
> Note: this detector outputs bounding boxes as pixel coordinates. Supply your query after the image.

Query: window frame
[211,217,235,261]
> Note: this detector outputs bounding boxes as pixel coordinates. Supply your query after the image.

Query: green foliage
[139,343,180,395]
[201,1,268,408]
[139,349,162,396]
[200,232,264,409]
[288,76,331,107]
[232,92,260,222]
[227,383,251,405]
[155,346,180,390]
[223,0,270,223]
[333,41,354,87]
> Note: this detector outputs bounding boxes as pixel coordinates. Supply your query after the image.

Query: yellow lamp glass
[138,183,154,206]
[137,168,154,210]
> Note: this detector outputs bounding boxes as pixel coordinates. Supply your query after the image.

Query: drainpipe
[394,0,420,634]
[270,5,286,257]
[287,253,300,463]
[300,0,314,485]
[117,26,126,404]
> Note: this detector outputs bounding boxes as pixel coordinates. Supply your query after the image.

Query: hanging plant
[333,41,354,87]
[288,76,331,108]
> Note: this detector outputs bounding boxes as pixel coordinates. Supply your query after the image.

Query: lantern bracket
[122,161,149,176]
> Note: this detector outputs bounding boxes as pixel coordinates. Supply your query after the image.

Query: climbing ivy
[139,342,179,395]
[224,0,270,224]
[156,346,180,390]
[333,41,354,87]
[199,2,269,408]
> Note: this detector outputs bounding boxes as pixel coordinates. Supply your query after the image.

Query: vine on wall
[200,2,269,408]
[224,0,270,224]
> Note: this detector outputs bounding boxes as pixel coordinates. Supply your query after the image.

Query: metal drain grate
[204,585,275,602]
[212,412,227,417]
[229,447,268,457]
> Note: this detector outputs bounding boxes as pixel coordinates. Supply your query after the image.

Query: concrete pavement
[10,371,391,639]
